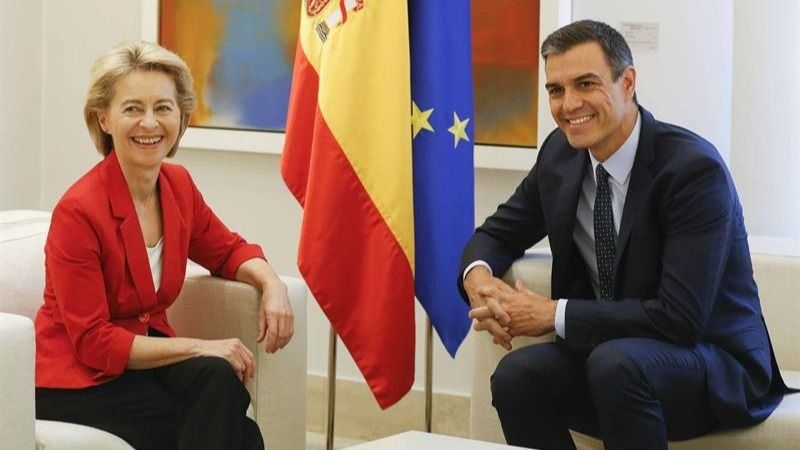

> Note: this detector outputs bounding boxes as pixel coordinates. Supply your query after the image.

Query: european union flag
[409,0,474,356]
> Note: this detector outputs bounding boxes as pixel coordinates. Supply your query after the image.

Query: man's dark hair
[541,20,634,80]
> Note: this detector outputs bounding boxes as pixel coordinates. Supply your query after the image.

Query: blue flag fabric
[409,0,474,357]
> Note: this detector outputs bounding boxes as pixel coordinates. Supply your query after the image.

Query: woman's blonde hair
[84,41,196,157]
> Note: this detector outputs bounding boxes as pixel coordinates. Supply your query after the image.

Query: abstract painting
[159,0,300,132]
[472,0,540,147]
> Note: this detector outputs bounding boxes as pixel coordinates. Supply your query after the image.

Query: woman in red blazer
[34,42,292,450]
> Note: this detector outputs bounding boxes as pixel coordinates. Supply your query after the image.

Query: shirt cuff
[463,260,492,282]
[555,299,568,339]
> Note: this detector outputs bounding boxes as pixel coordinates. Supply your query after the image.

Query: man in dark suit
[459,20,788,450]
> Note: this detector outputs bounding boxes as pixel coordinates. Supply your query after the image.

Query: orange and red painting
[159,0,300,131]
[472,0,540,147]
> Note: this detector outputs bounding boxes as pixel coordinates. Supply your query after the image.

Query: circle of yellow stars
[411,101,471,149]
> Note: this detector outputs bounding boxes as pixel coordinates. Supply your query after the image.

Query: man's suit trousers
[491,338,719,450]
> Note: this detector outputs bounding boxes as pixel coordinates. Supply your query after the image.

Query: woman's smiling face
[98,70,180,171]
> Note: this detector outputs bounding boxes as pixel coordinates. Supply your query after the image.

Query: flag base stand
[326,318,436,447]
[424,317,433,433]
[327,326,337,450]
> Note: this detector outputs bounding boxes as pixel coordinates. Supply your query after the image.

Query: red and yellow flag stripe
[282,0,414,408]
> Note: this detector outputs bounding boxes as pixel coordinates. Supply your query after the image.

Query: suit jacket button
[138,312,150,323]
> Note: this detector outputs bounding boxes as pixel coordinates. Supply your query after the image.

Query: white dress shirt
[555,112,641,338]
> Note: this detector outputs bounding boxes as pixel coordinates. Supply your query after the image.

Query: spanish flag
[281,0,414,409]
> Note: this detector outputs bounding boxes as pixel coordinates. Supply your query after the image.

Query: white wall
[572,0,800,255]
[39,0,143,208]
[0,0,42,209]
[729,0,800,247]
[3,0,799,400]
[572,0,734,160]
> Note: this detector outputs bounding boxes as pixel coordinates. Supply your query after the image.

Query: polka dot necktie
[594,164,616,301]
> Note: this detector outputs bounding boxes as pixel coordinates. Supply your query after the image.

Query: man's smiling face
[544,41,637,159]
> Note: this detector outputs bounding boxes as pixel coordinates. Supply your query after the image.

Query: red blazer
[35,151,264,388]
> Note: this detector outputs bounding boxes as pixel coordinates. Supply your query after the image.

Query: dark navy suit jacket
[460,106,787,427]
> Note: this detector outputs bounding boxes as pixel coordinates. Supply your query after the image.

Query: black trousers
[36,356,264,450]
[490,338,718,450]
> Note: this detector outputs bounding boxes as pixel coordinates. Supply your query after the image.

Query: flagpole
[326,326,337,450]
[424,317,433,432]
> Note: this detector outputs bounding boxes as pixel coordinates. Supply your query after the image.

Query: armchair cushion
[0,313,36,450]
[34,421,133,450]
[0,210,50,318]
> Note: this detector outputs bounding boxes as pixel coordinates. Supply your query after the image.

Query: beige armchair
[0,210,307,450]
[470,249,800,449]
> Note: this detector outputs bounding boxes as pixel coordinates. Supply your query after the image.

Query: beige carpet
[306,432,366,450]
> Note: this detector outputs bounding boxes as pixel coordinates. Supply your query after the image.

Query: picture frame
[141,0,286,154]
[140,0,571,169]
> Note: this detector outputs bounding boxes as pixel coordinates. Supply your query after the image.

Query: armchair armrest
[168,274,307,450]
[470,251,554,444]
[0,313,36,449]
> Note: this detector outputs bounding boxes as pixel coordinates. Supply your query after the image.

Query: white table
[343,431,530,449]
